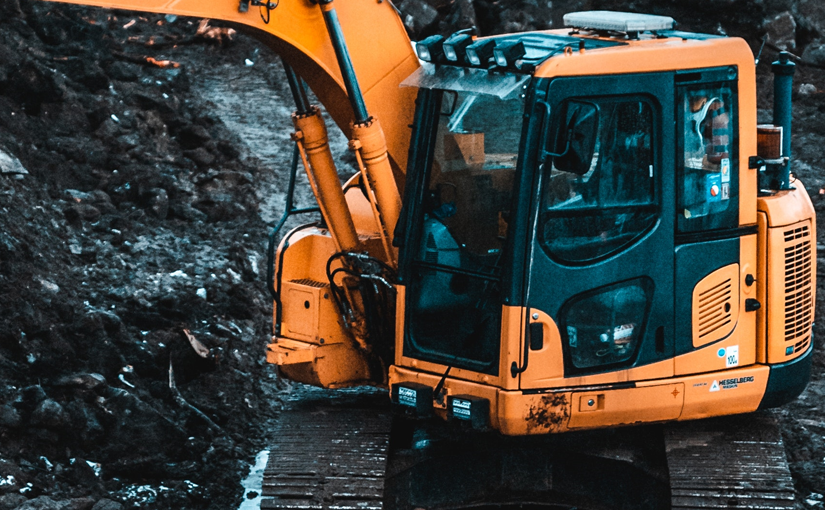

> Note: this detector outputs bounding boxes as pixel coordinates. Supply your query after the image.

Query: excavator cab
[389,12,815,434]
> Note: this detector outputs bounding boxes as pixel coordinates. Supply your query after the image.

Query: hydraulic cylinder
[292,107,360,252]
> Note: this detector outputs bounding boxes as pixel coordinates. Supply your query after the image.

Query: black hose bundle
[326,252,397,379]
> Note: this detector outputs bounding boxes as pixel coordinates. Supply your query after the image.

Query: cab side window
[677,83,738,232]
[540,98,657,263]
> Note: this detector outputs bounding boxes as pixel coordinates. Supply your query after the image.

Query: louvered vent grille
[425,233,438,264]
[783,225,813,343]
[290,278,328,288]
[697,278,733,338]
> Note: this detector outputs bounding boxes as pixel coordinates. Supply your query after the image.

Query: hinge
[748,156,765,170]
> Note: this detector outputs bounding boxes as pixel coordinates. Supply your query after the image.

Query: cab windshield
[405,88,525,374]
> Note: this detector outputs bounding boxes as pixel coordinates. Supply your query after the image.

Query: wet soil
[1,1,825,509]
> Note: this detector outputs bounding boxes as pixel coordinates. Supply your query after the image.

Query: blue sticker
[717,348,726,357]
[786,346,794,355]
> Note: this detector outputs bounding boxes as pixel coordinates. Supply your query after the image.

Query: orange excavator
[37,0,815,508]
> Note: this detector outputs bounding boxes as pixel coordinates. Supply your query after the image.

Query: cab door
[518,73,675,389]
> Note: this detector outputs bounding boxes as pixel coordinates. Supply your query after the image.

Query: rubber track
[260,390,392,509]
[665,412,795,510]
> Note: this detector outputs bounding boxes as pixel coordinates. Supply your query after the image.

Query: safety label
[721,158,731,183]
[725,345,739,367]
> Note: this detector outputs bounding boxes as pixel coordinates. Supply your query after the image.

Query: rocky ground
[0,0,825,509]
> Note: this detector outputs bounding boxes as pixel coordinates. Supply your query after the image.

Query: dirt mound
[0,2,278,508]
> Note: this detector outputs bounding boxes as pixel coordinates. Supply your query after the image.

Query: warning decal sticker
[725,345,739,368]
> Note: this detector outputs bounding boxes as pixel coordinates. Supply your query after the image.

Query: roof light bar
[563,11,675,33]
[443,33,473,63]
[416,35,445,63]
[466,39,496,67]
[494,41,526,68]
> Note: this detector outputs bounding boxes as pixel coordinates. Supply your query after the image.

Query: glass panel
[408,266,501,372]
[561,279,652,369]
[401,64,529,100]
[677,83,738,232]
[419,90,522,270]
[540,99,657,263]
[405,89,524,374]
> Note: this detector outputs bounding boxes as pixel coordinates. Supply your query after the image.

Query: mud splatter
[526,393,570,433]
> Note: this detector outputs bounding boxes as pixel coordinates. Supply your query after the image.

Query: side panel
[567,384,684,429]
[758,183,817,365]
[674,238,740,357]
[521,72,675,388]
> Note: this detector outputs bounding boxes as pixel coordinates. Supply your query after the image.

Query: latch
[239,0,279,23]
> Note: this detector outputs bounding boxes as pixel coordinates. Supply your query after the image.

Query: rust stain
[526,393,570,433]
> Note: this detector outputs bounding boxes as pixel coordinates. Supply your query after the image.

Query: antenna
[755,34,767,66]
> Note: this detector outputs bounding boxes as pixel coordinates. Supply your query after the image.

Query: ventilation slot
[290,278,328,288]
[795,337,810,353]
[424,233,438,264]
[783,225,813,344]
[697,278,733,339]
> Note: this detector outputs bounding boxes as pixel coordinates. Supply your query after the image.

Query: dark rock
[183,148,215,168]
[0,493,27,510]
[67,402,105,445]
[177,124,211,150]
[80,310,123,336]
[765,11,797,51]
[0,0,23,18]
[116,133,140,151]
[795,0,825,36]
[398,0,439,35]
[145,188,169,219]
[90,500,123,510]
[446,0,478,31]
[216,140,241,159]
[0,232,18,259]
[54,373,107,390]
[65,59,109,93]
[0,404,21,428]
[65,189,92,202]
[5,60,64,114]
[63,204,101,223]
[15,496,65,510]
[0,149,28,175]
[803,40,825,65]
[86,106,111,130]
[88,191,117,215]
[94,119,121,140]
[107,61,140,82]
[65,497,95,510]
[66,458,99,487]
[97,388,185,460]
[19,385,48,410]
[29,398,69,430]
[169,202,208,222]
[194,197,247,222]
